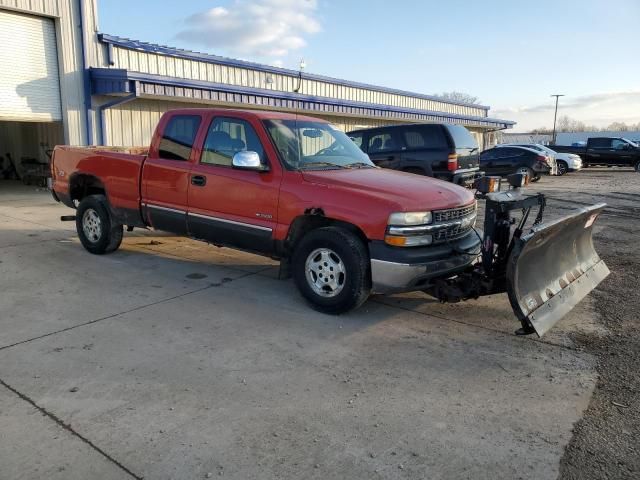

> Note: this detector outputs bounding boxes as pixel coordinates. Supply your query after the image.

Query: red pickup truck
[51,108,608,336]
[51,108,480,313]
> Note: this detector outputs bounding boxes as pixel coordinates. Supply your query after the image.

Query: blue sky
[98,0,640,131]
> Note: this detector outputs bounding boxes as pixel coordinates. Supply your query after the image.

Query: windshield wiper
[299,161,347,170]
[344,162,375,169]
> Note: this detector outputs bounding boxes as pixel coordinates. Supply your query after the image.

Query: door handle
[191,175,206,186]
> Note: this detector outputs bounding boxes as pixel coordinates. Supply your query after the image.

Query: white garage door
[0,10,61,121]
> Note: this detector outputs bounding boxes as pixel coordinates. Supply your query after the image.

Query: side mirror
[232,151,268,171]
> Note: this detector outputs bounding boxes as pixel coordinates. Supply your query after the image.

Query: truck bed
[51,145,147,224]
[549,145,585,155]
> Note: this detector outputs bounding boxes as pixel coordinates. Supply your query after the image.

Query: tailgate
[456,147,480,171]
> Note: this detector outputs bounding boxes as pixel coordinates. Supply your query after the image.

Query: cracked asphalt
[0,170,635,479]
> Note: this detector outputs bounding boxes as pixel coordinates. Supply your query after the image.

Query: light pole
[293,58,306,93]
[550,94,565,145]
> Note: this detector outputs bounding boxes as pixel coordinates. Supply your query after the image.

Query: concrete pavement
[0,181,599,479]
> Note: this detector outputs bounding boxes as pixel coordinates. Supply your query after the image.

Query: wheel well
[284,210,369,256]
[69,174,106,204]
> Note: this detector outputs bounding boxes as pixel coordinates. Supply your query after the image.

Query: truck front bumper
[369,233,481,294]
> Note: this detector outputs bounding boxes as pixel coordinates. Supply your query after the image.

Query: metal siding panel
[0,10,61,121]
[0,0,59,16]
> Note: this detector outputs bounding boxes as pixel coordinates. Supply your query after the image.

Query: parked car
[347,123,481,186]
[497,143,581,175]
[552,137,640,170]
[480,146,552,181]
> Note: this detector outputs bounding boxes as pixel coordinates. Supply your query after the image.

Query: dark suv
[347,123,481,185]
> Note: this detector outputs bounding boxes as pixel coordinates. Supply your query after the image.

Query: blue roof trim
[90,68,515,128]
[98,33,491,111]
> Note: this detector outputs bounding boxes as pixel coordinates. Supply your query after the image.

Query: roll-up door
[0,10,61,121]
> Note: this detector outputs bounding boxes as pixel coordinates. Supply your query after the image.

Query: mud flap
[506,203,610,337]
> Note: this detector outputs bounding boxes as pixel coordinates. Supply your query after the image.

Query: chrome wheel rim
[557,163,567,175]
[305,248,346,298]
[82,209,102,243]
[517,167,530,176]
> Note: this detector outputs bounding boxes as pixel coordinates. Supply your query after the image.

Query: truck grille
[433,203,477,223]
[432,223,472,242]
[431,203,477,244]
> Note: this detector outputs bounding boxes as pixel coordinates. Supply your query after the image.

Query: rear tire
[292,227,371,314]
[635,161,640,173]
[516,166,535,182]
[76,194,123,255]
[557,161,568,175]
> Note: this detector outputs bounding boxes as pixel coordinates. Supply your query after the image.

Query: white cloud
[176,0,321,60]
[492,91,640,132]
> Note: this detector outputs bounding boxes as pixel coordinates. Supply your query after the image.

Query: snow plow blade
[506,203,609,337]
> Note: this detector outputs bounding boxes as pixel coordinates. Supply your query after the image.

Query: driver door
[610,138,635,166]
[187,115,280,253]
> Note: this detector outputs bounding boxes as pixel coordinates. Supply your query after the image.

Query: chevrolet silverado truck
[552,137,640,170]
[51,108,609,336]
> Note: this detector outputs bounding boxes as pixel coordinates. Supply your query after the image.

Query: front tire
[635,161,640,173]
[557,160,568,175]
[76,195,123,254]
[292,227,371,314]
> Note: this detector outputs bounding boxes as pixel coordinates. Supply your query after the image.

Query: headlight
[387,211,432,226]
[386,211,433,247]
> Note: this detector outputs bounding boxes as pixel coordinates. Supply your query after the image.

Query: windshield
[263,119,374,170]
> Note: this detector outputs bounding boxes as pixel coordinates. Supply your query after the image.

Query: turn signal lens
[385,235,407,247]
[384,234,433,247]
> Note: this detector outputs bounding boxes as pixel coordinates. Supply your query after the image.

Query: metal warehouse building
[0,0,514,175]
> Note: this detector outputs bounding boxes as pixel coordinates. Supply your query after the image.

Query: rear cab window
[589,138,612,149]
[158,115,202,161]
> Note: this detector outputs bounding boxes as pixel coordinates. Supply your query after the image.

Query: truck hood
[301,168,475,211]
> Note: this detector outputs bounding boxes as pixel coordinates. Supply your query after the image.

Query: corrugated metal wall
[107,45,488,119]
[102,97,489,151]
[100,98,404,147]
[0,0,59,16]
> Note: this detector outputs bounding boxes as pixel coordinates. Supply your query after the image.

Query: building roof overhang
[90,68,516,130]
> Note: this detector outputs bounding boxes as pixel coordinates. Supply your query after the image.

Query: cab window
[348,132,365,152]
[611,139,628,150]
[403,125,448,149]
[158,115,201,161]
[368,131,397,153]
[589,138,612,149]
[201,117,265,166]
